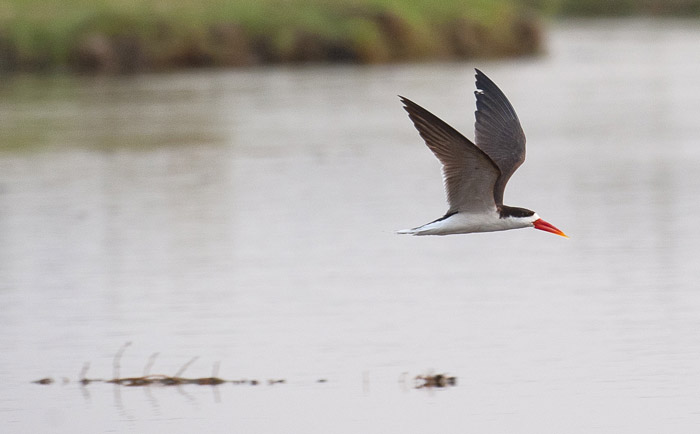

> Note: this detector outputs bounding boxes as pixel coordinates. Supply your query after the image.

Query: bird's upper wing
[400,96,500,214]
[473,69,526,205]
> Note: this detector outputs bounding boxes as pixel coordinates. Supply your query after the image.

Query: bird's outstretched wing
[474,69,526,205]
[400,96,500,214]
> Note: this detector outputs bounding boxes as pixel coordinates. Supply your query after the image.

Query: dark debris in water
[413,373,458,389]
[32,343,457,391]
[31,342,318,388]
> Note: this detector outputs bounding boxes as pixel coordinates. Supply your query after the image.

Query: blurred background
[3,1,700,433]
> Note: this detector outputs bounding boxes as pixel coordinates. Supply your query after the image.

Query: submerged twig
[79,362,100,385]
[192,361,225,385]
[113,342,132,380]
[174,356,199,378]
[143,353,159,377]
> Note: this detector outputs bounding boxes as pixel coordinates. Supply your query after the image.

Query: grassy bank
[0,0,542,74]
[527,0,700,16]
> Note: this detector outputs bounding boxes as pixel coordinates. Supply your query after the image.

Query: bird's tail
[397,218,446,236]
[397,228,417,235]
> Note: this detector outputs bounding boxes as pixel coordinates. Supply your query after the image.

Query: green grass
[0,0,543,73]
[525,0,700,16]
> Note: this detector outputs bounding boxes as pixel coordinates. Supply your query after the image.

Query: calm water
[2,20,700,433]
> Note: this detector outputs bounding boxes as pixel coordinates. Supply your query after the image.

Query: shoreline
[0,0,542,75]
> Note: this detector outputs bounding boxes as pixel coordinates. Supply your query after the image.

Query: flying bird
[398,69,567,238]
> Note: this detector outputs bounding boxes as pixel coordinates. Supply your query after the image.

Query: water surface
[2,20,700,433]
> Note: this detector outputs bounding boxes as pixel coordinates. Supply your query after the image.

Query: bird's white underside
[398,210,540,236]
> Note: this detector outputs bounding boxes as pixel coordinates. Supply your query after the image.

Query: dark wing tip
[473,69,521,124]
[399,95,425,117]
[474,68,489,88]
[474,69,503,98]
[398,95,412,105]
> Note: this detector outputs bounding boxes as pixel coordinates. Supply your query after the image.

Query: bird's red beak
[533,218,568,238]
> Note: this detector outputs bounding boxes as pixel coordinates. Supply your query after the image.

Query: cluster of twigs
[32,342,457,390]
[32,342,290,387]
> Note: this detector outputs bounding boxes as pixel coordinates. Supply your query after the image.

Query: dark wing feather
[400,96,500,214]
[474,69,526,205]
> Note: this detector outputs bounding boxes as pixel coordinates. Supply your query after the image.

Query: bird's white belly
[405,211,532,235]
